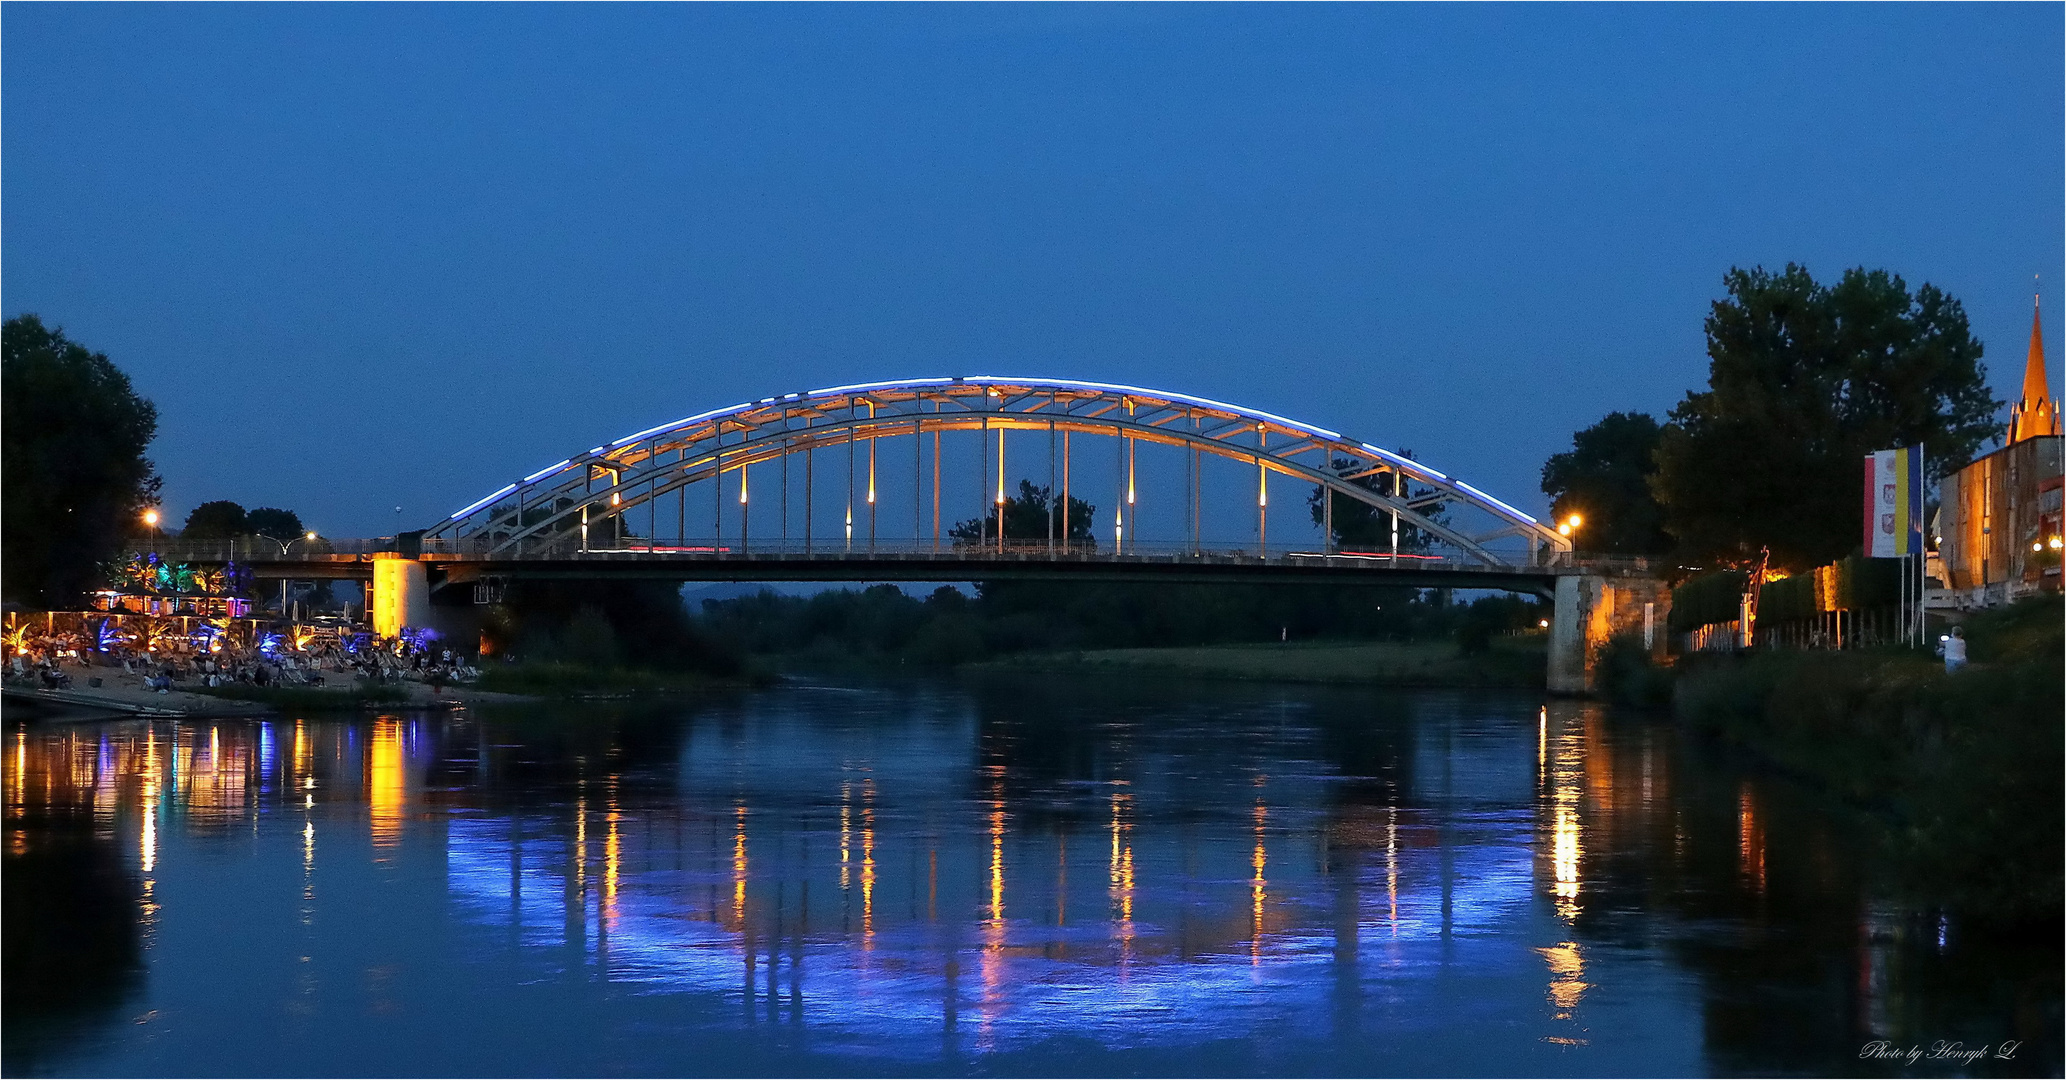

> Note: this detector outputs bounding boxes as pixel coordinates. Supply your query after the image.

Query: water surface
[4,678,2056,1076]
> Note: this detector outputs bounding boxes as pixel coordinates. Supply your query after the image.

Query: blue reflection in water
[424,684,1574,1064]
[23,679,2034,1076]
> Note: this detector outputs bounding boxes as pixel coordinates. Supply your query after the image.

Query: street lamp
[272,531,319,617]
[1555,514,1582,538]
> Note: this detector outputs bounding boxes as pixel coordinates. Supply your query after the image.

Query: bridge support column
[1548,574,1673,695]
[1548,576,1604,695]
[371,555,429,640]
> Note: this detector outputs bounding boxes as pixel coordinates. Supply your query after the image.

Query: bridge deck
[130,539,1654,597]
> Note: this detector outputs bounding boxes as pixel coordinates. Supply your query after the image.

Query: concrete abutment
[1548,575,1671,695]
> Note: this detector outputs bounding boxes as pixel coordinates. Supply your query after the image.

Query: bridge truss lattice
[428,377,1568,567]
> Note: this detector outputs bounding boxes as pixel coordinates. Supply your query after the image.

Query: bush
[1594,633,1673,707]
[1669,569,1747,633]
[1674,626,2063,926]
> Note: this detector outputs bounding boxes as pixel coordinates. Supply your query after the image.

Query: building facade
[1932,303,2063,607]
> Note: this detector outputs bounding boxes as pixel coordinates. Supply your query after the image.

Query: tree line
[1540,264,2000,573]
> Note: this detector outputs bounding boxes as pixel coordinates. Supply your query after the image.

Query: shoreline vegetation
[974,637,1546,689]
[1662,595,2064,927]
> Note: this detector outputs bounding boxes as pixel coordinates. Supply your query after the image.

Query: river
[3,678,2057,1076]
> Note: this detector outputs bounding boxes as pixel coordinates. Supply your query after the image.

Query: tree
[1539,412,1671,556]
[2,315,162,608]
[1306,452,1446,552]
[950,480,1097,546]
[246,507,305,542]
[181,501,249,539]
[1652,265,1999,571]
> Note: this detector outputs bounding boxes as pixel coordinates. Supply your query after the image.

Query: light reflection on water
[2,680,2057,1077]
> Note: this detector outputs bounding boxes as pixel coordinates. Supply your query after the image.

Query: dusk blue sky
[5,4,2060,540]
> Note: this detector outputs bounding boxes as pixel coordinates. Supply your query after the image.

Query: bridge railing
[457,535,1444,562]
[125,536,1651,575]
[126,537,489,562]
[443,536,1646,573]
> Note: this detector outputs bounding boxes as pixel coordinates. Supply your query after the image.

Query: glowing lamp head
[1538,619,1550,629]
[1556,523,1571,537]
[142,510,160,527]
[2051,537,2063,550]
[305,531,317,541]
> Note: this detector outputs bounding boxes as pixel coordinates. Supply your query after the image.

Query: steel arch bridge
[428,376,1568,568]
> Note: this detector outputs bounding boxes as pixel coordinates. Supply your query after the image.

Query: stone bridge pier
[370,554,430,639]
[1547,575,1672,695]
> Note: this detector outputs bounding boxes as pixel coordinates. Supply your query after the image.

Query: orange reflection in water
[980,782,1008,1040]
[368,719,405,851]
[731,804,748,928]
[838,781,852,890]
[1250,798,1268,963]
[1108,789,1134,955]
[1545,711,1584,922]
[11,730,26,812]
[1385,805,1399,937]
[1738,783,1766,894]
[141,727,160,875]
[1538,939,1590,1043]
[860,779,876,946]
[603,777,622,930]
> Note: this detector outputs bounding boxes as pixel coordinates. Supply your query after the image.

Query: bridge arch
[428,377,1568,567]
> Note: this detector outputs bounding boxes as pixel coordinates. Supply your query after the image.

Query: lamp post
[271,531,318,617]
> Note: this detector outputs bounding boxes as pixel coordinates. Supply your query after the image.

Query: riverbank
[3,682,270,721]
[976,637,1546,688]
[1673,595,2064,925]
[192,680,538,711]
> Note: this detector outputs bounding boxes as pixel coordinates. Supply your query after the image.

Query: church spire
[2007,293,2060,444]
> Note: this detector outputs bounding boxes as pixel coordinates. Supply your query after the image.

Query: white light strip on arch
[444,376,1544,530]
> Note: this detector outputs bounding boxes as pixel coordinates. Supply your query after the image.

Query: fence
[1671,555,1917,651]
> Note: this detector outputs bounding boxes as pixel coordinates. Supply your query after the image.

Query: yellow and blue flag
[1863,446,1924,557]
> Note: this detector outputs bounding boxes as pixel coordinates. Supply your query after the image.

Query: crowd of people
[3,622,482,696]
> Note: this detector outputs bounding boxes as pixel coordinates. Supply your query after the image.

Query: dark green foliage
[695,580,1523,669]
[1668,569,1748,633]
[949,480,1096,545]
[2,315,162,608]
[1756,571,1815,624]
[244,507,304,542]
[1539,412,1671,555]
[1675,596,2063,926]
[486,580,743,677]
[1452,594,1543,656]
[561,605,621,669]
[1653,265,1999,571]
[180,501,248,539]
[1593,632,1673,707]
[1306,452,1445,552]
[1756,555,1903,624]
[1958,593,2065,665]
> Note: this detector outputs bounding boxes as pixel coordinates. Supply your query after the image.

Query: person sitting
[1942,626,1968,673]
